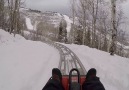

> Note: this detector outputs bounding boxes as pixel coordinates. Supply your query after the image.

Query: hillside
[0,29,129,90]
[20,8,72,31]
[20,8,129,57]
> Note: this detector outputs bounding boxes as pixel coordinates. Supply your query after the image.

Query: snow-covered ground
[0,29,129,90]
[0,29,60,90]
[63,43,129,90]
[25,17,34,30]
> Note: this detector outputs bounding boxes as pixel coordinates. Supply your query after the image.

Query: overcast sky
[24,0,71,15]
[24,0,129,33]
[24,0,129,17]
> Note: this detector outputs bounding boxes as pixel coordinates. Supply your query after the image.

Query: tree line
[68,0,128,57]
[0,0,128,57]
[0,0,24,36]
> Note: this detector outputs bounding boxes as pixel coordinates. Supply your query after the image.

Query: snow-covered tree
[58,18,67,43]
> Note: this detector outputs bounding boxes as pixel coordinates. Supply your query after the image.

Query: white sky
[24,0,71,15]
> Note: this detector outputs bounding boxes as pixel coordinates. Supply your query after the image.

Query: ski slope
[63,15,72,33]
[25,17,34,30]
[0,29,129,90]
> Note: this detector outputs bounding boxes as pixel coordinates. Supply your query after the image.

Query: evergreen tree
[58,18,67,43]
[75,28,83,45]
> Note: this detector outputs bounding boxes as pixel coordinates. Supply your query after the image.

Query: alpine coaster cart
[62,68,86,90]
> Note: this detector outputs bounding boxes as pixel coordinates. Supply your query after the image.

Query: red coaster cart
[62,68,86,90]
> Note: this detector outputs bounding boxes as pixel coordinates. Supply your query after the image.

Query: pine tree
[58,19,67,43]
[74,26,83,45]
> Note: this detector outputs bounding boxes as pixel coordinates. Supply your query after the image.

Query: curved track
[53,43,87,75]
[23,33,86,75]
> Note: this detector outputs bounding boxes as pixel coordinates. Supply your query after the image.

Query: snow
[63,43,129,90]
[20,8,29,12]
[0,29,129,90]
[0,29,60,90]
[63,15,73,39]
[56,13,62,17]
[25,17,34,30]
[63,15,72,33]
[0,30,25,45]
[124,46,129,50]
[33,21,39,31]
[23,31,30,35]
[117,41,129,50]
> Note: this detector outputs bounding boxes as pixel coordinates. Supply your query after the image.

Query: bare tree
[110,0,117,55]
[74,0,128,57]
[97,3,110,51]
[110,0,127,55]
[70,0,76,43]
[7,0,21,35]
[0,0,5,29]
[117,31,126,56]
[80,0,87,45]
[77,0,88,45]
[89,0,99,47]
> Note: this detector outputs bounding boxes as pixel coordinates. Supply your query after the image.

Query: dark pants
[82,77,105,90]
[42,78,64,90]
[42,77,105,90]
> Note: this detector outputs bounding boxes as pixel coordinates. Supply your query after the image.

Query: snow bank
[25,17,34,30]
[0,29,25,45]
[64,44,129,90]
[0,29,60,90]
[23,31,31,35]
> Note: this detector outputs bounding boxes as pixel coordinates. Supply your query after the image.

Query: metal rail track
[23,33,86,75]
[53,43,87,75]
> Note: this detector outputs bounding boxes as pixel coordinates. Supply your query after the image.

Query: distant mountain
[20,8,74,42]
[19,8,129,57]
[20,8,72,31]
